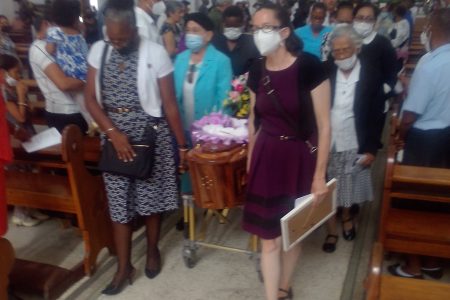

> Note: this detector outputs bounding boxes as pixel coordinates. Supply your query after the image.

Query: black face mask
[116,37,139,55]
[1,25,12,33]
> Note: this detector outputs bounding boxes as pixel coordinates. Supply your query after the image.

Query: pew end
[6,125,114,299]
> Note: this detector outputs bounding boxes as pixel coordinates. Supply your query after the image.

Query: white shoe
[12,215,41,227]
[29,209,50,221]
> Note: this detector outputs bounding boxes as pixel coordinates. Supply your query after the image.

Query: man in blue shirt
[389,8,450,280]
[398,9,450,168]
[295,2,332,58]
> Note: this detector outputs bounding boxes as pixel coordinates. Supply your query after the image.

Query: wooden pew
[6,125,113,299]
[0,238,15,300]
[378,118,450,259]
[365,242,450,300]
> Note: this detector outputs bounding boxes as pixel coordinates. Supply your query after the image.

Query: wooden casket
[187,143,248,210]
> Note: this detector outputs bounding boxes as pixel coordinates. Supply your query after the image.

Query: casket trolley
[182,143,260,270]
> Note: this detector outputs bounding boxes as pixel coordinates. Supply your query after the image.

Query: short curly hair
[223,5,245,22]
[51,0,81,27]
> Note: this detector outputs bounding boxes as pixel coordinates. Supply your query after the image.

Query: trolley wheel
[182,246,197,268]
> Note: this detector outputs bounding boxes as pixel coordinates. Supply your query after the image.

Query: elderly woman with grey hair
[322,25,385,253]
[160,1,185,58]
[85,0,187,295]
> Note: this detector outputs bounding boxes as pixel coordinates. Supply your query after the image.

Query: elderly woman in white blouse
[322,25,385,253]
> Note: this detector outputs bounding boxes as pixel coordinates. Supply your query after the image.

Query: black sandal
[278,288,293,300]
[342,218,356,241]
[322,234,339,253]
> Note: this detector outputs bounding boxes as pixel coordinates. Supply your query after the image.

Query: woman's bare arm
[310,79,331,201]
[162,31,177,57]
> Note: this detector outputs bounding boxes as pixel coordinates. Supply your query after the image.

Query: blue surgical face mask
[185,33,204,53]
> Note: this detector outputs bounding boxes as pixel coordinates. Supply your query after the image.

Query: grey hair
[104,6,137,28]
[327,25,363,50]
[166,1,184,16]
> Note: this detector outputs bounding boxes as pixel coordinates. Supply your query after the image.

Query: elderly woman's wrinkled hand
[360,153,376,167]
[311,177,328,207]
[108,130,136,162]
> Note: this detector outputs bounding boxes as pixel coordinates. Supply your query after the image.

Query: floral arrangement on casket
[222,73,250,119]
[191,112,248,146]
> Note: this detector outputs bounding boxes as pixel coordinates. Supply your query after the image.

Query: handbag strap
[260,60,317,153]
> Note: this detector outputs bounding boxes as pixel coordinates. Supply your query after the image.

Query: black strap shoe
[322,234,339,253]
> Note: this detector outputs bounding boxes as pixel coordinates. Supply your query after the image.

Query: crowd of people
[1,0,450,299]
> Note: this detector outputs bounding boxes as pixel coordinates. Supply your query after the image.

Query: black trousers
[45,111,88,134]
[403,127,450,169]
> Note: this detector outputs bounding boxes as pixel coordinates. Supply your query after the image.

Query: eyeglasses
[354,16,375,23]
[251,25,281,34]
[187,64,196,84]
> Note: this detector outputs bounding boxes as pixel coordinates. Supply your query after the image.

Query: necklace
[116,54,127,73]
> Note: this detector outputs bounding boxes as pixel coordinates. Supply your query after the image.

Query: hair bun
[107,0,134,10]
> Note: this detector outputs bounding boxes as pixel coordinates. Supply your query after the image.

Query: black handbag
[97,42,157,179]
[98,125,157,179]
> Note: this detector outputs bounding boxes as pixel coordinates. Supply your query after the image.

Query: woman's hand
[311,177,328,206]
[178,148,189,174]
[108,130,136,162]
[14,126,32,142]
[360,153,376,167]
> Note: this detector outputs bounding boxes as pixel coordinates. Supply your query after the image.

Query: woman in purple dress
[242,3,331,300]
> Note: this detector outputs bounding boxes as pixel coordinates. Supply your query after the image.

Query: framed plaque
[281,179,337,251]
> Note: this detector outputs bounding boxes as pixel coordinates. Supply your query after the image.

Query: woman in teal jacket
[174,13,232,132]
[174,13,233,193]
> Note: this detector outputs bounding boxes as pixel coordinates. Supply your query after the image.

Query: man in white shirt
[135,0,163,44]
[29,17,88,133]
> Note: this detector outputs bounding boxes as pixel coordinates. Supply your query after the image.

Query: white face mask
[253,30,282,56]
[152,1,166,15]
[420,30,431,52]
[5,73,17,87]
[353,21,374,38]
[334,22,350,29]
[223,27,244,41]
[335,54,357,71]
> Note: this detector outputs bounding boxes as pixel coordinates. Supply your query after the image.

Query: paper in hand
[21,127,62,153]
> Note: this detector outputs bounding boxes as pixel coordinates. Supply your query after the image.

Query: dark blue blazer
[326,60,385,155]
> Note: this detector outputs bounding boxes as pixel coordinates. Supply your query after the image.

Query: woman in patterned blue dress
[85,0,187,295]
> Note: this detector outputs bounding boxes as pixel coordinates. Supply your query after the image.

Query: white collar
[362,32,377,45]
[337,60,361,84]
[135,6,155,24]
